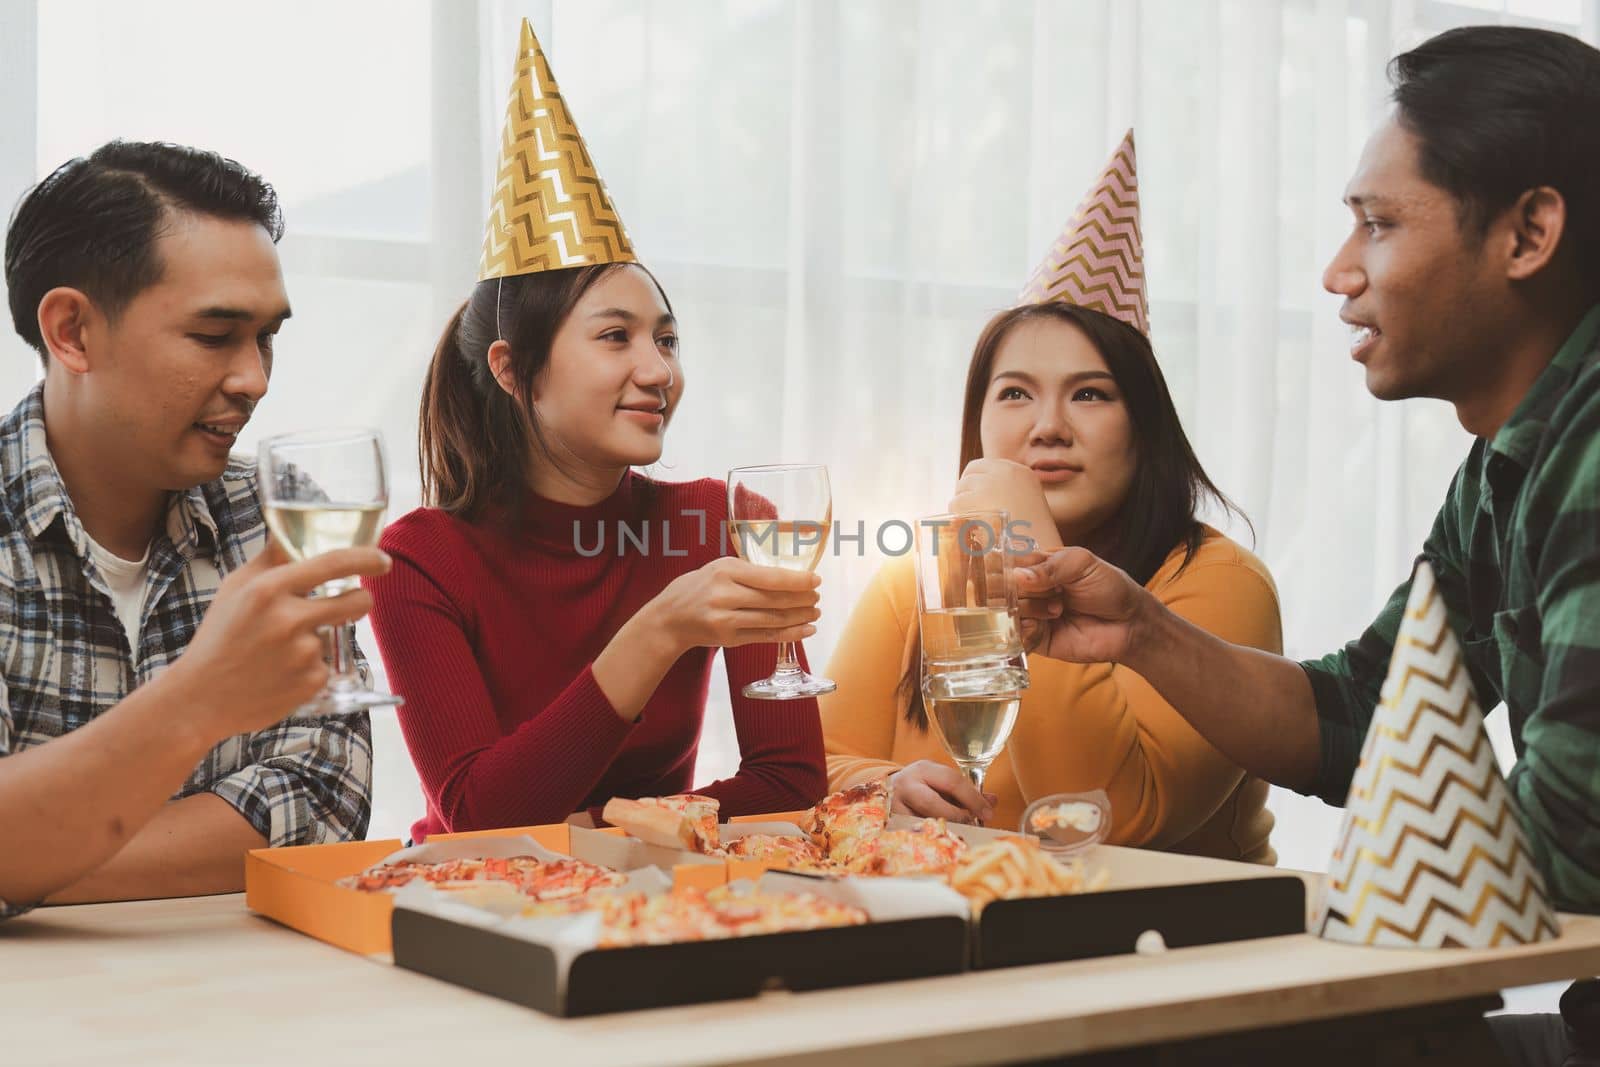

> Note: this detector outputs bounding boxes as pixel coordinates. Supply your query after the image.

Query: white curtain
[4,0,1596,873]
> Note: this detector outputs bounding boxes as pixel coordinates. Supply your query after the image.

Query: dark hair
[1390,26,1600,289]
[420,263,672,522]
[5,140,284,361]
[898,302,1247,728]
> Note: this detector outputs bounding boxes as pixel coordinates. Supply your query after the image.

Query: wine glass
[258,429,403,715]
[915,509,1029,793]
[726,464,836,700]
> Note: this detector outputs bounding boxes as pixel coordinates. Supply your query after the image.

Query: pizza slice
[338,854,626,900]
[800,780,890,861]
[724,833,831,874]
[589,887,869,946]
[702,883,868,937]
[602,793,722,853]
[838,818,968,878]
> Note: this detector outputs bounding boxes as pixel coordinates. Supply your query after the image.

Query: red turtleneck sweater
[365,473,828,842]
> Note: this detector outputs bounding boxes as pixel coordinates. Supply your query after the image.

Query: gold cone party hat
[479,19,637,281]
[1317,561,1559,948]
[1018,129,1148,336]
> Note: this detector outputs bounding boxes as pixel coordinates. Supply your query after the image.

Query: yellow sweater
[821,526,1280,864]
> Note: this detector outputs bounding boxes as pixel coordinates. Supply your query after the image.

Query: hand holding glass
[727,464,836,700]
[259,429,403,715]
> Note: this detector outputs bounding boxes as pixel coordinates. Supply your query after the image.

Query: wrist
[1121,587,1164,672]
[625,599,688,667]
[141,661,229,760]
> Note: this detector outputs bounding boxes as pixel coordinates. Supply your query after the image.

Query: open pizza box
[604,812,1309,969]
[902,816,1308,968]
[969,841,1309,968]
[390,870,970,1016]
[245,821,717,958]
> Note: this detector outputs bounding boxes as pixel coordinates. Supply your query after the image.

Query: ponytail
[420,299,483,514]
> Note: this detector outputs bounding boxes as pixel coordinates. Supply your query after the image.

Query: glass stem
[323,622,361,691]
[773,640,802,679]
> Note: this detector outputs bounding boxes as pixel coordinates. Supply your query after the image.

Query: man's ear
[1503,186,1567,283]
[36,287,96,375]
[486,339,520,399]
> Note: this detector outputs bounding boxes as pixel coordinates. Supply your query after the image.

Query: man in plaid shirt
[0,142,391,918]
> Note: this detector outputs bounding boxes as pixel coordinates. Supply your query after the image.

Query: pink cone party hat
[1018,129,1147,336]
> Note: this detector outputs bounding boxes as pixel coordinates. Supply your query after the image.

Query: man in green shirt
[1015,24,1600,1066]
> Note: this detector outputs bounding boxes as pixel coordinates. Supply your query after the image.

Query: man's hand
[1014,546,1150,665]
[169,540,391,739]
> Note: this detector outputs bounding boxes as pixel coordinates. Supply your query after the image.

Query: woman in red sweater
[365,257,830,840]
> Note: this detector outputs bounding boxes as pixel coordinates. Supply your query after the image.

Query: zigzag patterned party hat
[479,19,637,281]
[1317,561,1559,948]
[1018,129,1147,336]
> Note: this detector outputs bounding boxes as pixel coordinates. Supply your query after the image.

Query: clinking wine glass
[258,428,404,715]
[915,509,1029,794]
[726,463,836,700]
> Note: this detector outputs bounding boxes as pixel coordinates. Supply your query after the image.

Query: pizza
[838,818,968,878]
[338,854,625,901]
[602,793,722,853]
[799,780,890,861]
[518,885,868,947]
[724,833,830,873]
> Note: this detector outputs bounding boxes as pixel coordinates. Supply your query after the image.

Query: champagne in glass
[728,519,831,572]
[264,502,387,594]
[924,687,1021,791]
[727,465,836,700]
[915,509,1029,801]
[259,429,403,715]
[915,511,1030,698]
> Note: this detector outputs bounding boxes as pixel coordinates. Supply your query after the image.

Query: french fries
[948,836,1111,912]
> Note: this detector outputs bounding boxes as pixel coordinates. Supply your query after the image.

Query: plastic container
[1020,790,1111,857]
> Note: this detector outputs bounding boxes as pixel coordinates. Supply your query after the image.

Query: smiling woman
[361,19,828,842]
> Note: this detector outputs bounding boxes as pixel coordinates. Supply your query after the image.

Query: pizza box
[598,812,1307,969]
[243,822,679,958]
[245,837,408,958]
[390,871,970,1016]
[967,842,1309,969]
[912,818,1306,967]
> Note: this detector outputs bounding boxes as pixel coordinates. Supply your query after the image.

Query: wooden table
[7,892,1600,1066]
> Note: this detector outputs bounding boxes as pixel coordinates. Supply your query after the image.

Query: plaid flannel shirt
[0,384,372,920]
[1303,304,1600,911]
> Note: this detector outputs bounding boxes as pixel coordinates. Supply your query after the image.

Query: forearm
[0,670,218,907]
[44,792,266,905]
[699,645,828,816]
[427,669,639,831]
[591,603,687,722]
[826,754,904,792]
[1125,595,1322,790]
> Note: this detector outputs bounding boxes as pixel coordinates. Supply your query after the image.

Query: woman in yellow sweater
[822,132,1279,863]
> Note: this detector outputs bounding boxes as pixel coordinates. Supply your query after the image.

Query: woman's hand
[649,556,821,654]
[887,761,996,824]
[949,458,1063,553]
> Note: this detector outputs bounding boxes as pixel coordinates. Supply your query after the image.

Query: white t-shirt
[85,534,151,652]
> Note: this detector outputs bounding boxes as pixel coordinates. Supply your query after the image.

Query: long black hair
[899,302,1248,729]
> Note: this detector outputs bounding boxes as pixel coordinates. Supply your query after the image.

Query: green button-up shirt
[1302,304,1600,911]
